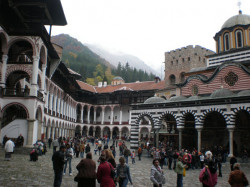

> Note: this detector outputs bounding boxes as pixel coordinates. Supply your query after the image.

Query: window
[235,30,243,48]
[225,71,238,86]
[192,85,199,96]
[188,57,191,61]
[218,37,221,52]
[224,33,230,51]
[182,58,185,62]
[169,74,176,85]
[171,61,173,65]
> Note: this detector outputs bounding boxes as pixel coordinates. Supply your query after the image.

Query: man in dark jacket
[52,145,66,187]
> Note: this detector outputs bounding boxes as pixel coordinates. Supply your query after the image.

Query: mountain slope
[86,44,160,76]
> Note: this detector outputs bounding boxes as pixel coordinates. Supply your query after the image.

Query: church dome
[221,11,250,29]
[210,88,234,99]
[113,76,124,80]
[237,90,250,96]
[144,96,165,104]
[169,96,187,102]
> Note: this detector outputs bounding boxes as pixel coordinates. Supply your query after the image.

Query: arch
[135,112,156,128]
[89,126,94,136]
[169,74,176,85]
[158,111,177,147]
[7,39,34,64]
[82,126,88,136]
[201,110,228,150]
[1,103,29,128]
[7,37,36,56]
[39,45,47,70]
[83,105,88,123]
[75,125,81,137]
[0,31,8,56]
[104,106,112,124]
[182,112,197,150]
[113,106,120,124]
[102,126,110,137]
[235,29,244,48]
[121,126,129,140]
[140,127,149,140]
[89,106,94,124]
[232,107,250,156]
[95,126,101,138]
[223,32,230,51]
[112,126,119,139]
[96,106,102,124]
[35,106,43,121]
[76,104,82,122]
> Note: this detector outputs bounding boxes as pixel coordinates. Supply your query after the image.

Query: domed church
[130,10,250,157]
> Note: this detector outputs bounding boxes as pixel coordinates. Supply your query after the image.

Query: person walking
[97,155,115,187]
[48,137,52,149]
[230,155,237,171]
[85,143,91,154]
[228,163,249,187]
[4,138,15,161]
[200,153,205,169]
[138,147,142,161]
[79,141,85,158]
[131,150,136,164]
[64,144,73,176]
[175,156,187,187]
[199,159,217,187]
[116,157,133,187]
[150,159,165,187]
[52,145,66,187]
[123,147,131,164]
[75,152,96,187]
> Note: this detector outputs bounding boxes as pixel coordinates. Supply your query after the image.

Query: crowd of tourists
[1,134,250,187]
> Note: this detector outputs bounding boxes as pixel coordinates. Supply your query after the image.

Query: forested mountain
[51,34,156,85]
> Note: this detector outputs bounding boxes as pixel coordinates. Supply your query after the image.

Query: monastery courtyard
[0,142,249,187]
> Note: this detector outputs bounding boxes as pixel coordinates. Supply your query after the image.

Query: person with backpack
[123,147,131,164]
[116,157,133,187]
[199,159,218,187]
[175,156,187,187]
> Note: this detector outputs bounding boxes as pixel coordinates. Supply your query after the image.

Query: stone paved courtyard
[0,142,249,187]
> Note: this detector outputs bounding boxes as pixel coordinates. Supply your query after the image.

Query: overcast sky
[51,0,250,72]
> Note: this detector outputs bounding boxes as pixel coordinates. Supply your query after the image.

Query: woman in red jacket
[97,155,115,187]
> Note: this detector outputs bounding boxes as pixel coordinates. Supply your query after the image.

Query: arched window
[218,37,221,53]
[223,33,230,51]
[169,74,176,85]
[235,30,243,48]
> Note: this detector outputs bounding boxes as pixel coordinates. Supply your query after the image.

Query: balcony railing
[1,88,30,97]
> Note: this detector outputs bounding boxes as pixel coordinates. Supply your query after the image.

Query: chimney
[103,81,107,87]
[98,82,102,87]
[154,76,161,83]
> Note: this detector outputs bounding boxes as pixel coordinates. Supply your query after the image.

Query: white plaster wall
[33,120,38,144]
[0,119,28,145]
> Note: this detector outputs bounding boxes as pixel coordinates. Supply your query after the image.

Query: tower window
[224,33,230,51]
[235,30,243,48]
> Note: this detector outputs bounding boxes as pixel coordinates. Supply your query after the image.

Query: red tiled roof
[77,80,165,93]
[76,80,96,93]
[95,81,165,93]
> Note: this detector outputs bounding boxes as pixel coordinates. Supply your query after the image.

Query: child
[131,150,136,164]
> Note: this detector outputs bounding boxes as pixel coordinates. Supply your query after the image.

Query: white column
[110,107,114,124]
[119,130,122,140]
[87,107,90,124]
[196,125,203,153]
[0,55,8,87]
[177,126,184,151]
[80,107,83,123]
[101,107,105,124]
[228,125,235,157]
[47,127,51,138]
[119,109,123,125]
[94,107,97,124]
[30,56,40,96]
[45,93,49,108]
[26,120,35,147]
[41,64,46,92]
[49,94,53,111]
[53,95,57,113]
